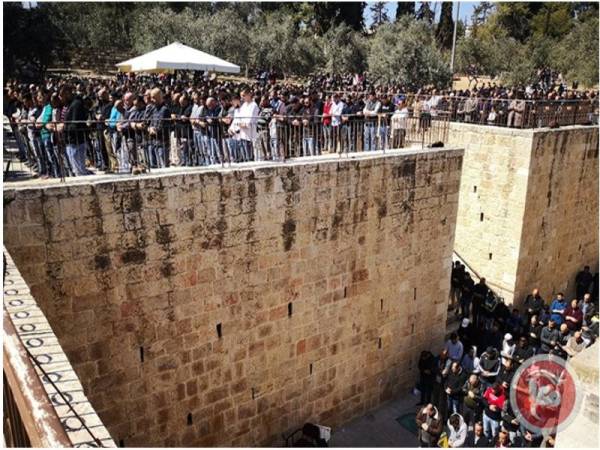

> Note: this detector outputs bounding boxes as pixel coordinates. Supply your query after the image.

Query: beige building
[448,124,598,306]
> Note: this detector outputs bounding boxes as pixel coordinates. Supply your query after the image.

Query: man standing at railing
[203,97,223,164]
[58,84,92,176]
[190,92,207,165]
[237,89,259,162]
[363,91,380,151]
[300,97,318,157]
[148,88,171,168]
[507,91,525,128]
[330,93,345,154]
[93,89,112,172]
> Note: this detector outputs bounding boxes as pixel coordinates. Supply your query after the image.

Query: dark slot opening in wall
[473,186,477,193]
[480,213,484,222]
[216,323,222,339]
[489,253,493,260]
[251,387,256,400]
[380,299,383,311]
[288,302,293,317]
[119,439,125,447]
[139,346,144,363]
[309,363,313,375]
[187,413,193,426]
[414,288,417,301]
[343,286,347,298]
[378,338,382,349]
[411,323,415,333]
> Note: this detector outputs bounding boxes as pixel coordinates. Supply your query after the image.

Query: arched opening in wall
[187,413,193,426]
[119,439,125,447]
[288,302,293,317]
[480,213,484,222]
[216,323,222,339]
[473,185,477,193]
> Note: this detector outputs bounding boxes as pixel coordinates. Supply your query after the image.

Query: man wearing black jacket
[148,88,171,168]
[444,362,467,417]
[524,288,545,322]
[464,421,491,447]
[513,336,534,365]
[59,84,92,176]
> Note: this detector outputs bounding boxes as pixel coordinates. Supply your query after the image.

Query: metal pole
[450,2,460,74]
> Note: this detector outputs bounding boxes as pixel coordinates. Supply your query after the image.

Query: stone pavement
[329,392,420,447]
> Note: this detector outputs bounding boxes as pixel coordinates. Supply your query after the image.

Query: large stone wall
[447,123,598,305]
[3,149,463,447]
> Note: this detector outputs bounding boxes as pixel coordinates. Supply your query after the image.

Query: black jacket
[444,368,467,399]
[464,432,491,447]
[64,96,89,144]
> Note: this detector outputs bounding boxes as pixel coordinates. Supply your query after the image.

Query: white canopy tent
[116,42,240,74]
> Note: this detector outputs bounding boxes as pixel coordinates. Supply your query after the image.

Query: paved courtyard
[329,392,420,447]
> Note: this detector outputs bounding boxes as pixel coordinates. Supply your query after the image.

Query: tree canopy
[3,1,599,88]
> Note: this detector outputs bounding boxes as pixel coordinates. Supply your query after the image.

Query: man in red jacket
[482,382,505,440]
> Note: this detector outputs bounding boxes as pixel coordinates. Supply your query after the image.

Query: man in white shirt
[330,94,345,153]
[237,89,260,161]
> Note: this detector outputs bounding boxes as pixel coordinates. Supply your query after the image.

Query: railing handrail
[3,308,73,448]
[322,91,599,105]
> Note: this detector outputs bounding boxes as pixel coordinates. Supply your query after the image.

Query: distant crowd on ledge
[414,264,598,448]
[3,71,599,180]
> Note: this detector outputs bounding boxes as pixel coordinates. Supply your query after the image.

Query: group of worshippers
[4,71,598,179]
[415,264,598,447]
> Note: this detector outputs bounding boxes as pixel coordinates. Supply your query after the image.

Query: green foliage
[395,2,415,21]
[3,2,65,77]
[369,2,389,29]
[415,2,434,24]
[321,23,368,74]
[367,18,451,88]
[552,17,599,86]
[436,2,454,49]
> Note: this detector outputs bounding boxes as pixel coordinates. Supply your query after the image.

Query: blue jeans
[483,413,500,440]
[42,138,61,178]
[151,142,167,168]
[364,124,376,151]
[239,140,253,162]
[193,131,206,165]
[302,137,315,156]
[203,136,220,164]
[342,125,355,152]
[65,143,91,176]
[226,139,239,162]
[323,124,332,151]
[447,396,461,416]
[379,125,389,150]
[29,136,48,176]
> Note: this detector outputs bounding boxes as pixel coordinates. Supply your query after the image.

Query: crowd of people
[4,71,598,180]
[415,264,599,448]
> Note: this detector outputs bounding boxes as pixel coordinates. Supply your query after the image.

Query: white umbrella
[116,42,240,74]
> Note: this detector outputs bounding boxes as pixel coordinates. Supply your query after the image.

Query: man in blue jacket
[550,292,567,325]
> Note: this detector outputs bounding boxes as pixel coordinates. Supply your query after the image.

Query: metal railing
[324,93,600,129]
[3,310,72,447]
[3,112,449,181]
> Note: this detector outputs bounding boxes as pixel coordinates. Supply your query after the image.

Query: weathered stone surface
[4,150,462,446]
[448,124,598,306]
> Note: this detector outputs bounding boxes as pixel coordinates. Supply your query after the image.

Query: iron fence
[324,93,599,129]
[3,113,449,181]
